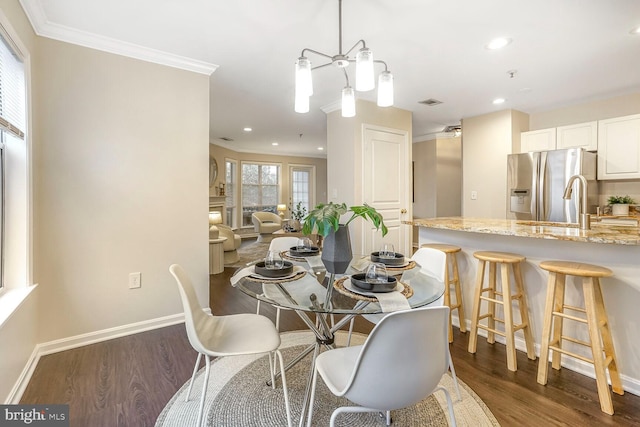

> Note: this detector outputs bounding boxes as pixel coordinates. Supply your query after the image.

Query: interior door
[362,126,411,256]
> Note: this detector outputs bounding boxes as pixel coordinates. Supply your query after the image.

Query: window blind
[0,32,25,139]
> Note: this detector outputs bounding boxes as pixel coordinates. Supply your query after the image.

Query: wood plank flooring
[19,267,640,426]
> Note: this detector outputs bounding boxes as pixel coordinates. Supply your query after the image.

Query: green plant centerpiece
[302,202,387,274]
[607,195,636,216]
[607,195,635,205]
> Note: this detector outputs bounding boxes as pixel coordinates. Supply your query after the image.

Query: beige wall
[529,92,640,206]
[412,136,462,218]
[326,99,412,254]
[209,143,328,225]
[31,40,210,343]
[461,110,528,218]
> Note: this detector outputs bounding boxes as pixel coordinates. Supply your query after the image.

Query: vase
[612,204,630,216]
[321,224,352,274]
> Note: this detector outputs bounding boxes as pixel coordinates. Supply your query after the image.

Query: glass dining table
[231,252,445,426]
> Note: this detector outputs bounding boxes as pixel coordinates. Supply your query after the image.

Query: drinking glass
[297,237,312,250]
[265,250,284,269]
[365,262,388,284]
[379,243,395,259]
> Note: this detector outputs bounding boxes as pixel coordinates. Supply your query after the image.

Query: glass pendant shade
[355,48,375,92]
[294,91,310,113]
[295,56,313,97]
[342,86,356,117]
[377,71,394,107]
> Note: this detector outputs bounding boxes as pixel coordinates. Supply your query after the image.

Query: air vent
[219,137,234,142]
[419,98,443,106]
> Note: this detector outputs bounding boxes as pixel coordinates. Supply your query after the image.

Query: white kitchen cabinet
[597,114,640,180]
[556,121,598,151]
[520,128,556,152]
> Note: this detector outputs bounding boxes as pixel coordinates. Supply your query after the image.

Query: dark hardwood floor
[20,267,640,426]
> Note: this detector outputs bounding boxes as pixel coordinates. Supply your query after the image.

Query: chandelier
[294,0,394,117]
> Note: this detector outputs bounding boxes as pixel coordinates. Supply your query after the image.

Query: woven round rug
[155,331,500,427]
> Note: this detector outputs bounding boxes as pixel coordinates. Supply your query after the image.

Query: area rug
[155,331,500,426]
[227,240,270,268]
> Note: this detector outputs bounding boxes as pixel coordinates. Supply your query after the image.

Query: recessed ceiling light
[243,127,252,132]
[485,37,512,50]
[630,26,640,35]
[317,147,324,151]
[272,142,279,146]
[493,98,506,105]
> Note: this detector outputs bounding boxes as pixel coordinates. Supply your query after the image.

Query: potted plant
[607,195,636,216]
[302,202,388,273]
[290,201,307,231]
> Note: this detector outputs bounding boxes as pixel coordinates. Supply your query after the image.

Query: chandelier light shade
[294,0,394,117]
[377,71,394,107]
[355,48,375,92]
[341,86,356,117]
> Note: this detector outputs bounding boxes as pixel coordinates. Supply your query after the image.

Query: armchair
[251,211,282,242]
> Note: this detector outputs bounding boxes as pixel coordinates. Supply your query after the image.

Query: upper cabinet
[520,128,556,152]
[597,114,640,180]
[556,121,598,151]
[520,121,598,153]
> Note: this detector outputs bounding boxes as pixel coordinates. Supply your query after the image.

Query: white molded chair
[169,264,292,427]
[362,247,461,402]
[307,306,457,427]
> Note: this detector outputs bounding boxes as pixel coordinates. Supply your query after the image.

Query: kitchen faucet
[563,174,590,230]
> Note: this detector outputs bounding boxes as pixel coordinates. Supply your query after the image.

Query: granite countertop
[408,217,640,246]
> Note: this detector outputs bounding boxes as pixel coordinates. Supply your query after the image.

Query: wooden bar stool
[468,251,536,371]
[421,243,466,342]
[537,260,623,415]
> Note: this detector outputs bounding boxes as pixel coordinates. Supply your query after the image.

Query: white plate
[343,278,404,297]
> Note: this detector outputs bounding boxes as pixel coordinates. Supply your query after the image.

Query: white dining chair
[362,247,461,402]
[306,306,457,427]
[169,264,292,427]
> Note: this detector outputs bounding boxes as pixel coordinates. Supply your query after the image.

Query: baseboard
[451,315,640,397]
[7,309,211,404]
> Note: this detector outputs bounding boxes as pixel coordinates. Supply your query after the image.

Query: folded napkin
[350,256,371,272]
[374,289,411,312]
[230,265,306,287]
[305,255,325,270]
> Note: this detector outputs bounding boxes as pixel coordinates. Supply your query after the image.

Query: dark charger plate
[254,261,294,278]
[289,246,320,257]
[351,273,397,293]
[370,251,405,266]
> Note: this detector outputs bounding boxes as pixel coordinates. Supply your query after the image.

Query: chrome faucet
[563,174,591,230]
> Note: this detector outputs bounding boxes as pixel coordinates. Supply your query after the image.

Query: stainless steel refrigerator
[507,148,599,222]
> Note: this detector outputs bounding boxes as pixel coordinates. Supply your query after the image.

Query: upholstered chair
[251,211,282,242]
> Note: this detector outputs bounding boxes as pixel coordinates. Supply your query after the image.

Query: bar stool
[537,260,623,415]
[421,243,466,342]
[468,251,536,371]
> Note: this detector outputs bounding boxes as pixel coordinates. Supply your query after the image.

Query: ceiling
[20,0,640,158]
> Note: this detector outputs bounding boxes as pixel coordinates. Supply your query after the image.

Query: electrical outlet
[129,272,141,289]
[471,191,478,200]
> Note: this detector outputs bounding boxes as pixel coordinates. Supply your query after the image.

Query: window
[241,162,280,227]
[0,29,26,291]
[225,159,237,228]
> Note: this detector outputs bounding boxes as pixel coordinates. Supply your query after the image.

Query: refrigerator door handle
[538,151,547,221]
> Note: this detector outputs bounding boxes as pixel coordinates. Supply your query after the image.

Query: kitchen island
[411,217,640,396]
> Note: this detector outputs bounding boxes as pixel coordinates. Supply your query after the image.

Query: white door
[362,126,411,256]
[289,165,315,214]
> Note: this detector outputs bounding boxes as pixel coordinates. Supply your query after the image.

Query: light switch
[471,191,478,200]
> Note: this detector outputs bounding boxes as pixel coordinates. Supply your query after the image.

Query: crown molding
[320,99,341,114]
[19,0,218,75]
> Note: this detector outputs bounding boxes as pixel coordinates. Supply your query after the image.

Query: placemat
[333,276,413,302]
[386,260,417,273]
[280,250,307,262]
